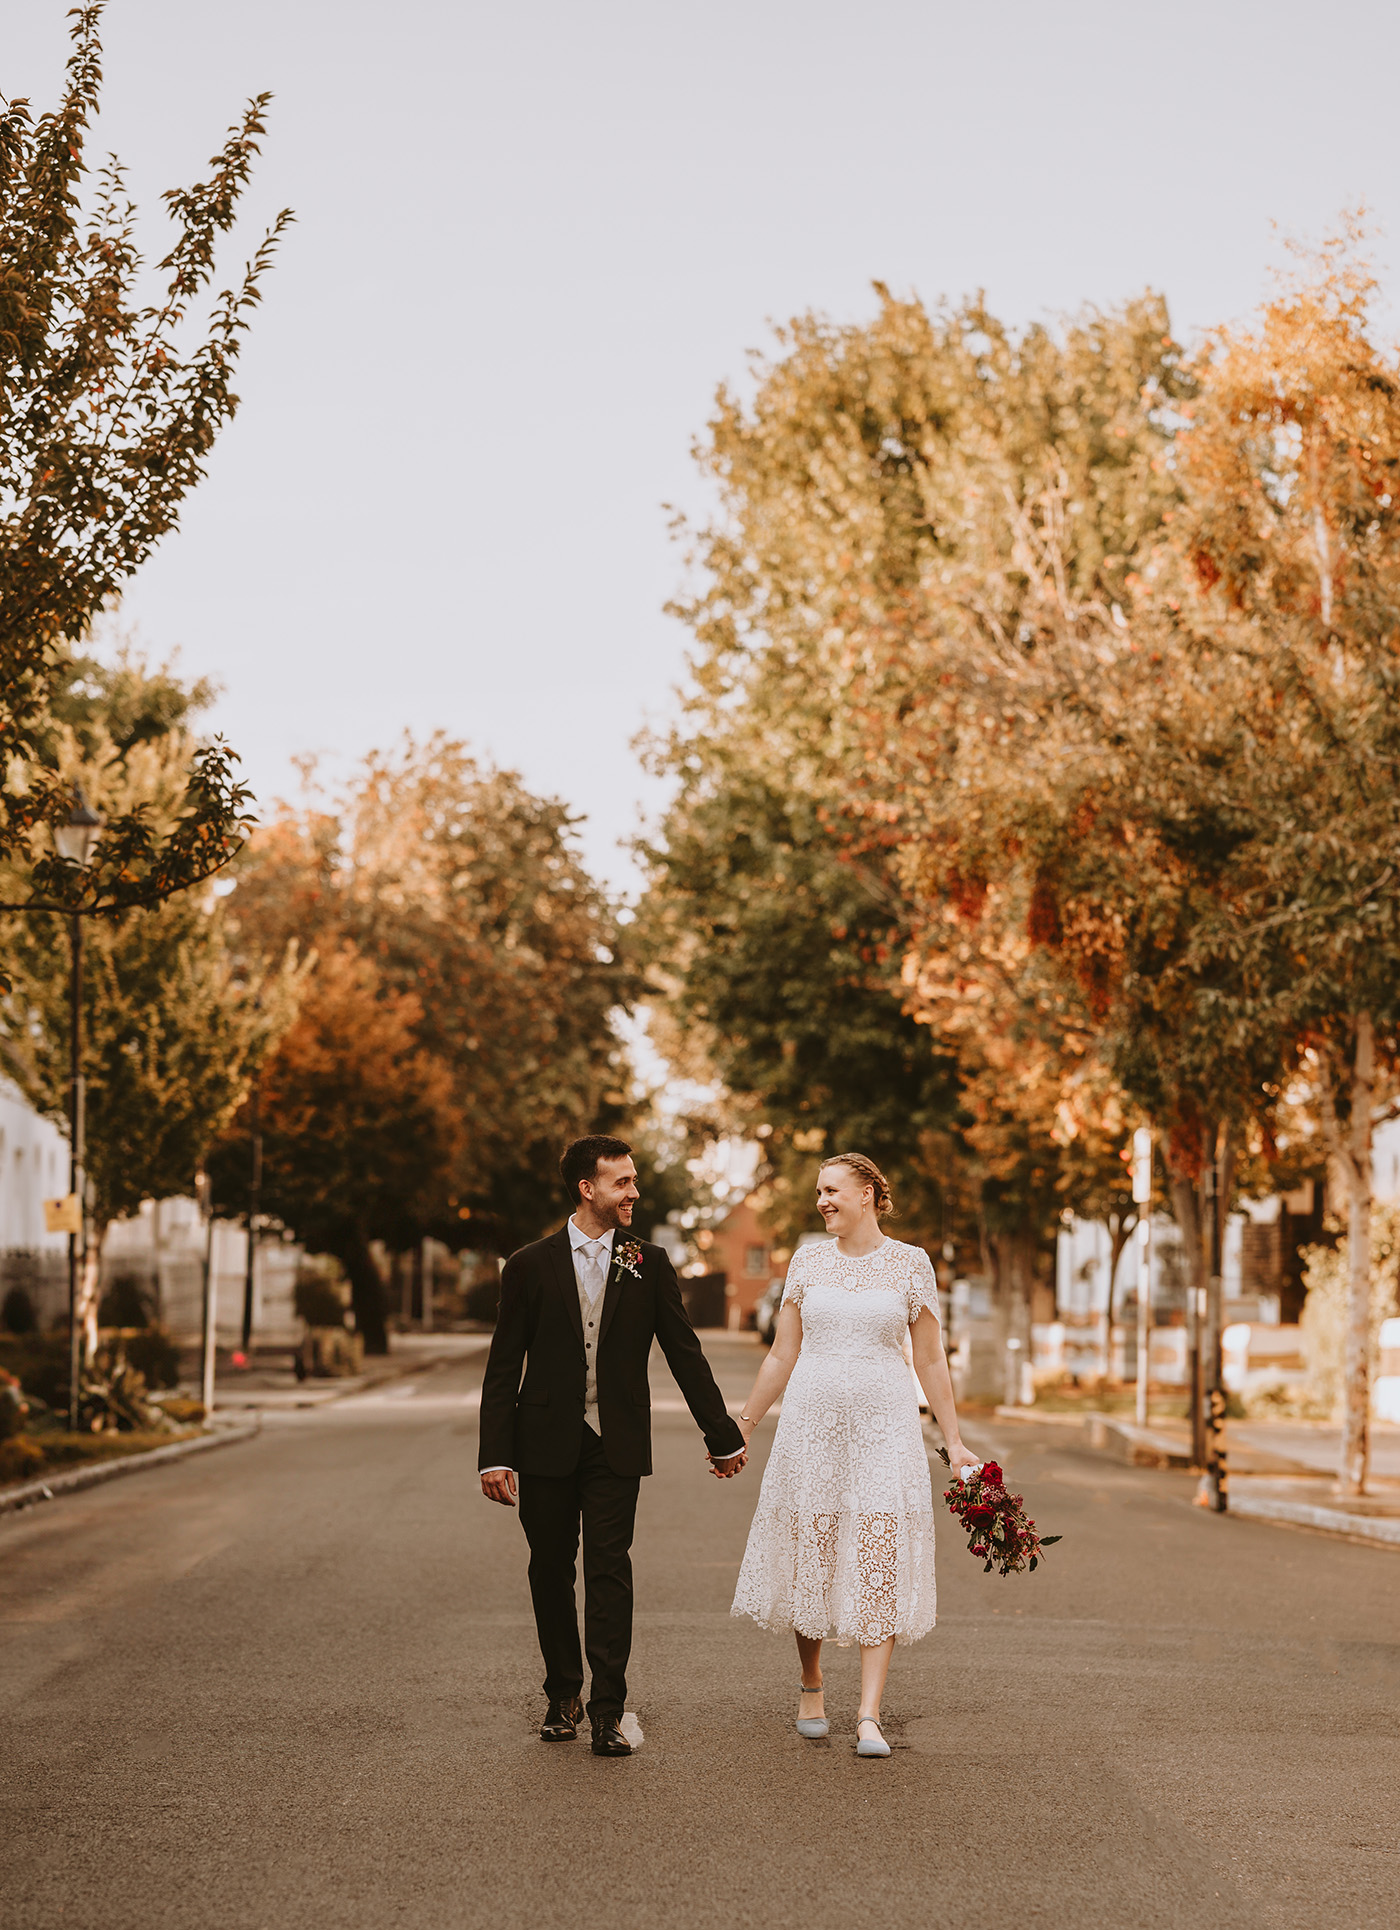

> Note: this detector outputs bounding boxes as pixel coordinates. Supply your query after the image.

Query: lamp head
[54,789,103,869]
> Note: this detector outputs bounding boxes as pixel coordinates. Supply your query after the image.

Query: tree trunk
[1166,1147,1210,1465]
[1104,1210,1137,1382]
[985,1222,1035,1405]
[1205,1121,1238,1414]
[1319,1015,1375,1497]
[80,1223,105,1364]
[340,1230,391,1356]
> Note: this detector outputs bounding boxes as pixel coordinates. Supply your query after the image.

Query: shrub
[80,1355,162,1432]
[0,1368,27,1440]
[98,1275,152,1328]
[295,1275,348,1328]
[1300,1203,1400,1419]
[0,1436,46,1485]
[124,1324,182,1389]
[0,1333,70,1409]
[1,1285,37,1334]
[1243,1381,1329,1421]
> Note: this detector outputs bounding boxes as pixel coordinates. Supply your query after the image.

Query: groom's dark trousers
[479,1227,744,1722]
[517,1424,637,1718]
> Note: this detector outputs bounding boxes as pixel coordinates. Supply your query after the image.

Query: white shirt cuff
[711,1447,744,1459]
[480,1466,512,1475]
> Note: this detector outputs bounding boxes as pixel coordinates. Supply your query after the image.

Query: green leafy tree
[646,288,1183,1339]
[1,888,278,1233]
[0,654,296,1341]
[639,768,960,1250]
[0,4,289,909]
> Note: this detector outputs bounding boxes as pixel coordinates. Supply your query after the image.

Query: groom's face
[580,1155,640,1230]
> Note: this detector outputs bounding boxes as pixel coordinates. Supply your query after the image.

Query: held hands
[708,1409,754,1478]
[481,1469,518,1507]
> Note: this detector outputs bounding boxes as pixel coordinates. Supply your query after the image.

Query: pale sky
[8,0,1400,891]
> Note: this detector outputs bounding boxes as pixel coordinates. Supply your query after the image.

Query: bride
[730,1153,979,1757]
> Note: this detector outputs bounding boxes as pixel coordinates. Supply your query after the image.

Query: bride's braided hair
[821,1151,896,1221]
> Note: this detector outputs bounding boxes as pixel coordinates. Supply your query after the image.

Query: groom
[479,1135,747,1756]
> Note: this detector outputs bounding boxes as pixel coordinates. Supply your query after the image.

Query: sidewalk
[206,1331,491,1414]
[995,1405,1400,1549]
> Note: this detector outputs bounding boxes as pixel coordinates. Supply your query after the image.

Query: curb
[211,1341,487,1413]
[991,1406,1400,1550]
[1228,1491,1400,1549]
[0,1421,260,1518]
[993,1405,1193,1469]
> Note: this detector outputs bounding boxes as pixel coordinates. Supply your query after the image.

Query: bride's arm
[736,1304,803,1441]
[910,1309,978,1475]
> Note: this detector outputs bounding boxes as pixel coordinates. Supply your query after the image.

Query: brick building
[691,1198,791,1330]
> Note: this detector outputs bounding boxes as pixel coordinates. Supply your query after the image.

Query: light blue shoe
[795,1682,828,1739]
[856,1716,891,1757]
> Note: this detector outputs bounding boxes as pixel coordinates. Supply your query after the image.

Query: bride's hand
[946,1443,981,1481]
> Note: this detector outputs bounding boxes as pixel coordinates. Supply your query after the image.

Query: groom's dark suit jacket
[478,1226,745,1478]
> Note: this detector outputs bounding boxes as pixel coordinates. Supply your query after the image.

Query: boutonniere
[613,1238,644,1280]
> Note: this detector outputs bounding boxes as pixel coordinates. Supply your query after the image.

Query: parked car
[754,1280,783,1345]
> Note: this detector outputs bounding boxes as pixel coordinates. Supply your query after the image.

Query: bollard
[1205,1385,1228,1512]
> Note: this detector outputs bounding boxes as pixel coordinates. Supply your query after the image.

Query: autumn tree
[0,4,288,910]
[1118,234,1400,1493]
[209,947,459,1353]
[843,233,1400,1492]
[646,289,1184,1341]
[225,735,631,1261]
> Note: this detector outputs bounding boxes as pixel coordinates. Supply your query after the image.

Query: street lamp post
[53,793,103,1432]
[196,1167,217,1418]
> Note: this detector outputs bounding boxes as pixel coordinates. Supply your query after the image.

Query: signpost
[1131,1129,1152,1427]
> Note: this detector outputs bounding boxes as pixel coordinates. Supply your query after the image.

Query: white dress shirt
[568,1216,613,1436]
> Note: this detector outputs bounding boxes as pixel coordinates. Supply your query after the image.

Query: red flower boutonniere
[613,1238,644,1280]
[936,1448,1062,1576]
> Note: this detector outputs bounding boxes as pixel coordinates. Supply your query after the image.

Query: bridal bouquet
[936,1449,1061,1577]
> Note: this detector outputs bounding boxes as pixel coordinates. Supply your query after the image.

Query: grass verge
[0,1428,201,1489]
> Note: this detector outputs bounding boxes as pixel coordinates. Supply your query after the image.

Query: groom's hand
[708,1448,746,1478]
[481,1469,517,1507]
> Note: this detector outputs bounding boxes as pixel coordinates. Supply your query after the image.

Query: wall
[0,1080,73,1326]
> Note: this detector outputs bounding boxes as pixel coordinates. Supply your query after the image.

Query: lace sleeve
[780,1254,808,1313]
[907,1246,941,1326]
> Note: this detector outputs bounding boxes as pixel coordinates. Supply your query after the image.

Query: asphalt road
[3,1334,1396,1930]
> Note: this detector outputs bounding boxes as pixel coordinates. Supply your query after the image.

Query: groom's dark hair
[561,1134,633,1205]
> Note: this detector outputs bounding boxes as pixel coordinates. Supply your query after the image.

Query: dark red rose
[968,1504,996,1528]
[979,1461,1004,1486]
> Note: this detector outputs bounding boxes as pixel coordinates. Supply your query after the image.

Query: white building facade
[0,1080,72,1323]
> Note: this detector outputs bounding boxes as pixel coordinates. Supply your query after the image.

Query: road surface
[3,1334,1396,1929]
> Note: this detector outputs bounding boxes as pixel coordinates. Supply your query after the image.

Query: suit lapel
[548,1229,585,1345]
[597,1240,632,1345]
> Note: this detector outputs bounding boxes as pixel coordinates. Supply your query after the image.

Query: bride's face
[816,1163,875,1235]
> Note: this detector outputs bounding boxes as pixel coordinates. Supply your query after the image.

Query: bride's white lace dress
[732,1237,939,1647]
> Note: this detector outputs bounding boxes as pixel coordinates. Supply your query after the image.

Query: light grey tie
[580,1240,607,1306]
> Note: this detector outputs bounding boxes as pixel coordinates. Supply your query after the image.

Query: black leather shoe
[590,1716,632,1757]
[540,1696,584,1740]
